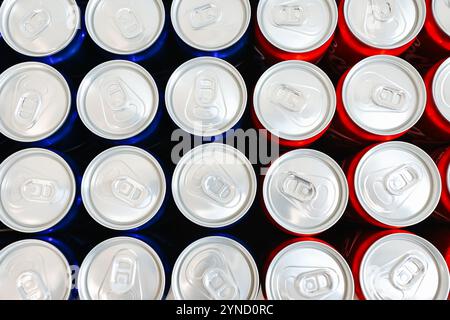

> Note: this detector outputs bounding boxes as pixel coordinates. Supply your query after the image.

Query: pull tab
[190,4,221,29]
[271,84,306,113]
[370,0,394,22]
[195,75,217,106]
[201,175,236,205]
[272,5,305,26]
[111,176,152,208]
[203,268,240,300]
[384,165,420,196]
[21,9,51,39]
[390,255,426,291]
[20,179,57,203]
[281,172,316,203]
[15,90,43,129]
[16,271,51,300]
[115,8,143,39]
[372,86,406,111]
[296,269,336,299]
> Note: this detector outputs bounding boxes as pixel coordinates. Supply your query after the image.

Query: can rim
[81,146,166,230]
[432,0,450,37]
[0,62,71,143]
[0,239,72,300]
[263,149,348,235]
[360,233,450,300]
[0,148,76,233]
[0,0,81,57]
[85,0,166,55]
[342,55,426,136]
[170,0,251,52]
[256,0,338,53]
[77,60,159,140]
[78,236,166,300]
[354,142,442,227]
[432,57,450,123]
[171,236,260,300]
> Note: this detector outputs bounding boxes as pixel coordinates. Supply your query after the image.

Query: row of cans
[0,230,449,300]
[0,141,449,233]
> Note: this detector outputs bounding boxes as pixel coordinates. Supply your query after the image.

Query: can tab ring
[20,9,51,39]
[372,86,407,111]
[114,8,143,40]
[271,4,305,27]
[190,4,222,30]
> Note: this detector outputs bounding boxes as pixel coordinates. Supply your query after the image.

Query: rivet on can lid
[344,0,426,50]
[172,143,257,228]
[343,55,426,136]
[77,60,159,140]
[360,233,450,300]
[263,149,348,235]
[254,60,336,141]
[82,146,166,230]
[0,62,71,143]
[165,57,247,137]
[0,148,76,233]
[172,236,259,300]
[0,0,81,57]
[432,58,450,123]
[78,237,165,300]
[171,0,251,51]
[257,0,338,53]
[85,0,165,55]
[265,241,355,300]
[432,0,450,37]
[355,142,441,227]
[0,240,72,300]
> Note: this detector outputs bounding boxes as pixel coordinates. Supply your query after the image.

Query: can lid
[77,60,159,140]
[432,0,450,37]
[78,237,165,300]
[172,143,256,228]
[172,236,259,300]
[360,233,450,300]
[170,0,251,51]
[0,240,72,300]
[344,0,426,49]
[432,58,450,123]
[265,241,354,300]
[355,142,441,227]
[0,149,76,233]
[85,0,165,55]
[82,146,166,230]
[257,0,338,53]
[254,61,336,141]
[0,62,71,143]
[342,55,426,136]
[263,149,348,235]
[165,57,247,137]
[0,0,80,57]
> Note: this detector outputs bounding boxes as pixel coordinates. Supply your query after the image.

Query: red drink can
[432,146,450,222]
[255,0,338,63]
[344,141,441,228]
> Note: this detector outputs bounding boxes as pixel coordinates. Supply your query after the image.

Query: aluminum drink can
[252,60,336,148]
[263,149,348,235]
[326,0,426,76]
[165,57,247,140]
[81,146,167,231]
[77,60,162,145]
[432,146,450,222]
[170,0,251,63]
[264,238,354,300]
[344,141,442,228]
[255,0,338,64]
[0,148,79,233]
[333,55,426,144]
[172,143,257,228]
[77,236,167,300]
[421,228,450,283]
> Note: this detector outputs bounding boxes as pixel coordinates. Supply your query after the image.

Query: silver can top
[342,55,426,136]
[0,62,71,143]
[0,0,80,57]
[265,241,354,300]
[171,0,251,51]
[432,0,450,37]
[0,240,72,300]
[77,60,159,140]
[263,149,348,235]
[172,143,256,228]
[78,237,165,300]
[82,146,166,231]
[432,58,450,123]
[172,236,259,300]
[257,0,338,53]
[360,233,450,300]
[355,142,441,227]
[165,57,247,137]
[253,61,336,141]
[344,0,426,49]
[85,0,165,55]
[0,149,76,233]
